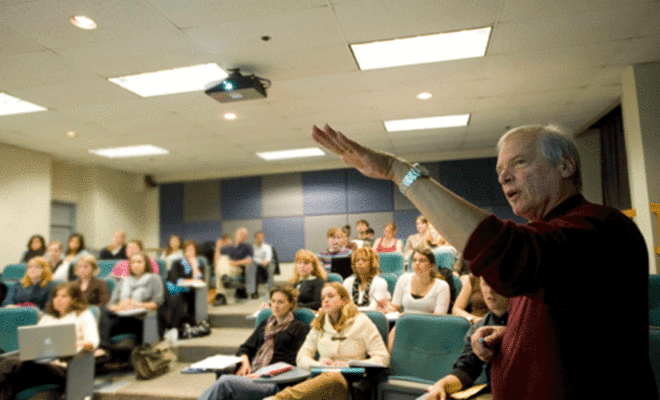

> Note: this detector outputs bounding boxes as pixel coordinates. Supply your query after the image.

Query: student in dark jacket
[198,285,310,400]
[285,249,326,310]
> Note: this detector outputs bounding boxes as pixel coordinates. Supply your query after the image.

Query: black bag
[130,343,172,380]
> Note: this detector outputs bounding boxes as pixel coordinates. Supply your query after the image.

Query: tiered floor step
[94,295,265,400]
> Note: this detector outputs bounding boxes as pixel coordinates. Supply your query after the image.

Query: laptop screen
[18,323,77,361]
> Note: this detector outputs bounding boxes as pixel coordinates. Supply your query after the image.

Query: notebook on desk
[18,323,77,361]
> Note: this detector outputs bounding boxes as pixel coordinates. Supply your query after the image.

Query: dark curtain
[592,105,631,210]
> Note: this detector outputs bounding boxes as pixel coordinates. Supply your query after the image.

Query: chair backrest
[0,307,39,352]
[157,259,167,280]
[432,250,456,271]
[650,275,660,327]
[650,326,660,398]
[326,272,343,283]
[363,310,388,344]
[103,276,116,295]
[380,273,398,297]
[97,260,117,278]
[1,264,27,284]
[389,314,470,382]
[255,307,317,329]
[378,252,404,276]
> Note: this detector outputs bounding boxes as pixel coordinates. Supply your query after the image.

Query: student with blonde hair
[288,249,326,310]
[342,247,390,312]
[2,256,56,309]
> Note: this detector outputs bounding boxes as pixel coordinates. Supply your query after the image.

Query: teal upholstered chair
[650,275,660,327]
[379,253,405,276]
[378,314,470,400]
[0,307,39,353]
[326,272,344,283]
[254,307,316,328]
[97,260,117,278]
[363,310,389,344]
[380,273,398,297]
[432,250,456,271]
[1,264,27,284]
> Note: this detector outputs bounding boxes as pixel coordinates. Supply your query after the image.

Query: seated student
[2,256,56,309]
[218,228,256,300]
[211,233,233,306]
[264,282,389,400]
[74,254,110,307]
[111,239,160,278]
[288,250,326,310]
[98,230,127,260]
[160,234,184,272]
[342,247,390,312]
[198,285,310,400]
[373,222,403,253]
[425,224,458,258]
[99,252,164,355]
[318,227,352,271]
[403,215,429,261]
[0,281,99,399]
[20,234,46,263]
[167,240,206,335]
[362,228,375,248]
[45,241,65,277]
[383,247,452,351]
[52,233,89,282]
[452,273,488,325]
[425,277,510,400]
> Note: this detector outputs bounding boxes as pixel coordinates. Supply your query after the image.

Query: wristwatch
[398,163,430,194]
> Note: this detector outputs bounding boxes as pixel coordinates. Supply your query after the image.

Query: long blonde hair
[350,247,380,282]
[21,256,53,288]
[288,249,327,284]
[310,282,358,332]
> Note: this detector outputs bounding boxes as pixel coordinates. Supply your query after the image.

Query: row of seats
[377,250,457,276]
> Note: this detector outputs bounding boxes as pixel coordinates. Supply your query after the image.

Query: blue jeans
[198,374,278,400]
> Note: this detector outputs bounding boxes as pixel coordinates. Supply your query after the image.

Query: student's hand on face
[471,325,506,363]
[312,124,397,181]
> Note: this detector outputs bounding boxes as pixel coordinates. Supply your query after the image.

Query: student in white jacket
[265,282,389,400]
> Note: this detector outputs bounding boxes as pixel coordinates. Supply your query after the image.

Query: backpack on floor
[130,343,173,380]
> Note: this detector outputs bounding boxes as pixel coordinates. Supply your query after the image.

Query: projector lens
[222,81,234,91]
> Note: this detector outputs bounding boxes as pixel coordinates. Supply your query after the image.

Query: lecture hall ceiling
[0,0,658,182]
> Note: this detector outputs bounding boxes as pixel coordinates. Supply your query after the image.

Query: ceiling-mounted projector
[205,69,269,103]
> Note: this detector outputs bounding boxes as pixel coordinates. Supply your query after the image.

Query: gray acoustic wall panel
[262,173,304,217]
[304,214,349,254]
[183,180,221,223]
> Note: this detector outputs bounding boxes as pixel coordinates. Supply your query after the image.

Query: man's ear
[557,157,577,179]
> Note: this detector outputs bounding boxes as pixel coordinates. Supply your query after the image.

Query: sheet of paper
[115,308,148,317]
[190,355,243,370]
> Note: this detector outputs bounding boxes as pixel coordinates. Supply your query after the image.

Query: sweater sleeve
[79,309,100,349]
[358,314,390,367]
[433,279,451,315]
[96,278,111,307]
[147,275,165,306]
[280,321,310,366]
[237,321,266,361]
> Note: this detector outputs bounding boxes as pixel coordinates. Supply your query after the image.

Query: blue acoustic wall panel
[183,220,223,244]
[302,169,348,215]
[394,209,424,244]
[346,169,394,213]
[262,217,305,263]
[160,183,184,246]
[221,177,262,220]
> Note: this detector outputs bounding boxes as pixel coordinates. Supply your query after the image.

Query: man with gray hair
[218,228,258,300]
[313,123,655,399]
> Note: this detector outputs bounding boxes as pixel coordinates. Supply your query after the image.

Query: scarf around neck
[251,312,294,371]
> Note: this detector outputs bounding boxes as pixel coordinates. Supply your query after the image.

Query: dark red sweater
[465,194,656,400]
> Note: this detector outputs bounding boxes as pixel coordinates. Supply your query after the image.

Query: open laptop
[17,323,77,361]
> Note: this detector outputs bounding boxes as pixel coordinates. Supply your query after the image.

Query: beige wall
[0,144,52,270]
[51,161,160,254]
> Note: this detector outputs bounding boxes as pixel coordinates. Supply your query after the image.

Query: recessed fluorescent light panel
[89,145,169,158]
[108,63,228,97]
[0,93,47,116]
[384,114,470,132]
[351,27,491,70]
[257,148,325,161]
